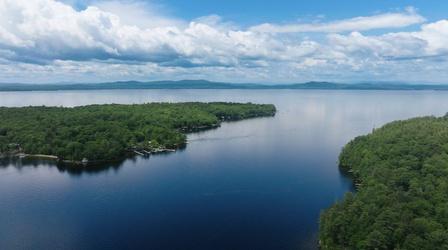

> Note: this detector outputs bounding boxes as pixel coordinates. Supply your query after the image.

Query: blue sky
[71,0,448,25]
[170,0,448,26]
[0,0,448,83]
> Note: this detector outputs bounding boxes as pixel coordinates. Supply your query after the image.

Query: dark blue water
[1,90,448,250]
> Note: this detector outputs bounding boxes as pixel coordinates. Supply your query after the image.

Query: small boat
[81,158,89,165]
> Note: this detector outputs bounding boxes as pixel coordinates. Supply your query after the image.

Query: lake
[1,90,448,250]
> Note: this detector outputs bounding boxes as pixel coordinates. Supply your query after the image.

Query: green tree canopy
[320,116,448,250]
[0,102,275,163]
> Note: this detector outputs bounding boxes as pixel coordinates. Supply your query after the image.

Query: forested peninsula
[0,102,276,165]
[320,115,448,249]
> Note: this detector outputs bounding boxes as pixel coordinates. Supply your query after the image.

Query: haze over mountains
[1,80,448,91]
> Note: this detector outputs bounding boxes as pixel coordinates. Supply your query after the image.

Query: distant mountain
[0,80,447,91]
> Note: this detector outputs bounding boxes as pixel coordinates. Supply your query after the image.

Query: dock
[133,150,145,156]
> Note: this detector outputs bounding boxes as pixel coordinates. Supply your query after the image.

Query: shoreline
[3,145,186,167]
[0,105,276,168]
[1,123,224,167]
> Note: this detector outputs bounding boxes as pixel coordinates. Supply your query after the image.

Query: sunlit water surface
[1,90,448,250]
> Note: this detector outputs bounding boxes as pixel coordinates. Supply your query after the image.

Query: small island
[0,102,276,165]
[320,115,448,249]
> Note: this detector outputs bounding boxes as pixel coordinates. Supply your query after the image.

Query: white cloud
[250,9,425,33]
[0,0,447,83]
[0,0,318,66]
[326,19,448,61]
[414,20,448,55]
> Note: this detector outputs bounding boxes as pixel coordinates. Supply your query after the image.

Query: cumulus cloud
[327,19,448,61]
[0,0,317,67]
[0,0,447,83]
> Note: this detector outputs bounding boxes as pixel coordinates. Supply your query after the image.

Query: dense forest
[0,102,276,164]
[320,115,448,249]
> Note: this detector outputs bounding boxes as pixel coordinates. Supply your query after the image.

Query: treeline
[0,102,275,163]
[320,115,448,249]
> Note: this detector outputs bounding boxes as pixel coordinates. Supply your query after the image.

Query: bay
[1,90,448,250]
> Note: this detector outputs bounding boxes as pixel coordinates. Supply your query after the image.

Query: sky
[0,0,447,84]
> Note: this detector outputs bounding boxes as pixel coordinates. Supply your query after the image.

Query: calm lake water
[1,90,448,250]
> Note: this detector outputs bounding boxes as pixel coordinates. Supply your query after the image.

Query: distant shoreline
[1,80,448,92]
